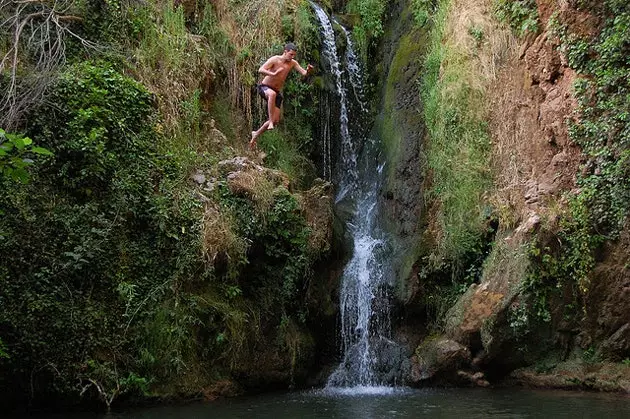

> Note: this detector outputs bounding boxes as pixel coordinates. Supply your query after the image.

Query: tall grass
[132,2,213,129]
[420,0,496,269]
[257,125,316,189]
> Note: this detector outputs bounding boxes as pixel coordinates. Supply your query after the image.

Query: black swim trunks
[256,84,283,108]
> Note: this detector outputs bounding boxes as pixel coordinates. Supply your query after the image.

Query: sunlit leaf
[31,146,54,156]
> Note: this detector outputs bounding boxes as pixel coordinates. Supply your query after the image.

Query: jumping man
[250,42,314,149]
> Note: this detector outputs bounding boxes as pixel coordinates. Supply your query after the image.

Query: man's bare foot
[249,132,257,150]
[268,120,274,130]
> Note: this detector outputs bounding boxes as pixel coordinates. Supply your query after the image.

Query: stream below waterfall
[19,388,630,418]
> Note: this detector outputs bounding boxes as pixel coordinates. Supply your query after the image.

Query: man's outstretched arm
[293,61,314,77]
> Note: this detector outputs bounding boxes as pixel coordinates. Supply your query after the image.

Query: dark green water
[28,387,630,418]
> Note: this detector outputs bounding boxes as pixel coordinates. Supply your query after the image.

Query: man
[250,42,313,149]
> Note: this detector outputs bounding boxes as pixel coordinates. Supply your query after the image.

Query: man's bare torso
[260,55,296,91]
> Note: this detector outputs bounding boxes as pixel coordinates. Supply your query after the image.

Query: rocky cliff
[376,0,630,392]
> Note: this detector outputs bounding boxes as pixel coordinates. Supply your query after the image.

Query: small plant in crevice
[411,0,437,28]
[346,0,388,61]
[493,0,539,36]
[468,25,484,45]
[507,301,529,333]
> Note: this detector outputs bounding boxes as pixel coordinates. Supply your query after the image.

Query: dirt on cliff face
[488,8,583,240]
[412,0,630,391]
[484,1,630,387]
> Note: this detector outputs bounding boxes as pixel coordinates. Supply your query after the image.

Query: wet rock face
[445,283,511,349]
[376,0,426,296]
[511,360,630,393]
[581,225,630,361]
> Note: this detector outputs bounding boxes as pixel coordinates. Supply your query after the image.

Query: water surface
[39,387,629,419]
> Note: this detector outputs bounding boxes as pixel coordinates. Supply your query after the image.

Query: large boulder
[580,225,630,361]
[410,336,471,384]
[442,240,535,376]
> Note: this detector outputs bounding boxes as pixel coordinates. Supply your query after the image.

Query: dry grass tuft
[201,204,248,265]
[446,0,516,86]
[226,168,278,212]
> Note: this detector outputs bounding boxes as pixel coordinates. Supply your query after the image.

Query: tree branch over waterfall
[0,0,97,129]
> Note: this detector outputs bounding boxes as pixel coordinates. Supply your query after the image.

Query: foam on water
[314,386,411,397]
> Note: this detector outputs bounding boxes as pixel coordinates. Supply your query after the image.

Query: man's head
[283,42,297,60]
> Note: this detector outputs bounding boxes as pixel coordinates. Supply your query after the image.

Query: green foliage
[525,197,603,323]
[411,0,437,28]
[493,0,539,36]
[347,0,388,60]
[29,62,156,193]
[563,7,630,236]
[0,129,52,184]
[294,1,321,58]
[0,60,209,407]
[507,303,531,338]
[582,345,600,363]
[420,0,493,273]
[468,26,484,44]
[76,0,145,50]
[218,185,312,314]
[0,338,9,360]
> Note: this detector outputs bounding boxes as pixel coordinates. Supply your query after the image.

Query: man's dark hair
[284,42,297,52]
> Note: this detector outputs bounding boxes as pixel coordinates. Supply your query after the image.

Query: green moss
[420,0,493,271]
[381,33,424,178]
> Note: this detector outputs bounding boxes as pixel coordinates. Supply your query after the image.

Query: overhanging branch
[0,0,96,129]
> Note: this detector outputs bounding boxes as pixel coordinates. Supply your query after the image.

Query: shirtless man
[250,42,313,149]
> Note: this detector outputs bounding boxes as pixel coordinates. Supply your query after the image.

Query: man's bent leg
[250,120,271,149]
[265,89,277,130]
[271,104,281,127]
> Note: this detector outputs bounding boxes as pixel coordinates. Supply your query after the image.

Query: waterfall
[311,3,405,390]
[311,3,356,194]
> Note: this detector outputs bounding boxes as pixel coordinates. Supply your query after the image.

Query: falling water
[311,3,356,193]
[311,3,404,390]
[339,25,367,113]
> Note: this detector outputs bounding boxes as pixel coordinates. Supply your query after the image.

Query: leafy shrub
[29,62,156,195]
[0,129,52,184]
[347,0,388,60]
[494,0,539,36]
[0,61,208,406]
